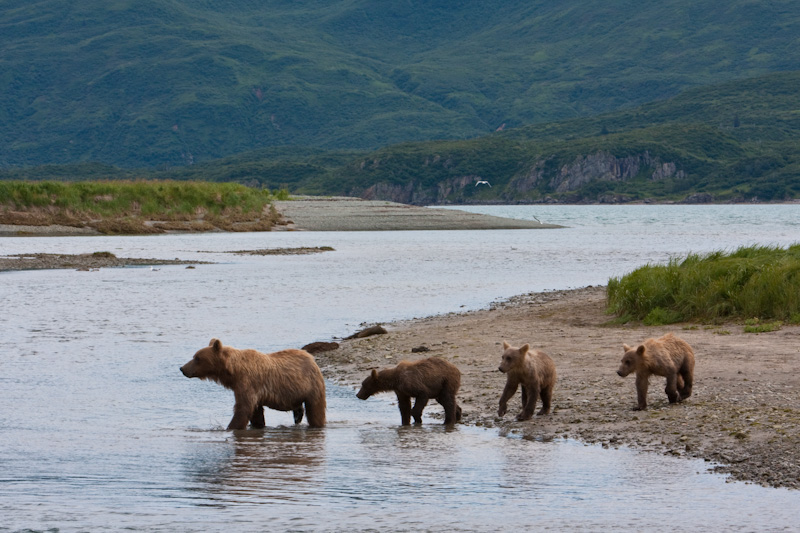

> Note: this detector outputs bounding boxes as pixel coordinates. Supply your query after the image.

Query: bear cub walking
[356,357,462,425]
[617,333,695,410]
[497,341,557,421]
[180,338,327,429]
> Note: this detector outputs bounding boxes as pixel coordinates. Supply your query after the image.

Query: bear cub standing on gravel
[617,333,695,411]
[356,357,462,425]
[497,341,557,421]
[180,338,326,429]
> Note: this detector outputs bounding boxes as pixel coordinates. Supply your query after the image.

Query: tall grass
[607,244,800,323]
[0,180,288,233]
[0,180,283,216]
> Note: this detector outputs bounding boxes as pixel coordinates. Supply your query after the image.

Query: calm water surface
[1,205,799,531]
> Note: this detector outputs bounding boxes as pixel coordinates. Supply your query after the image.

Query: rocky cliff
[353,151,687,204]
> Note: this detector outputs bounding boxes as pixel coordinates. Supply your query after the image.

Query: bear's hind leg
[304,395,327,428]
[517,385,539,421]
[538,384,553,415]
[293,406,305,424]
[665,373,680,404]
[437,394,458,425]
[411,397,429,424]
[678,369,693,400]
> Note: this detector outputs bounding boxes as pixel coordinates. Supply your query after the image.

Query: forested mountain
[5,70,799,203]
[3,0,800,168]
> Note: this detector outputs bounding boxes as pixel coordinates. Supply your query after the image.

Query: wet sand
[314,286,800,490]
[273,197,561,230]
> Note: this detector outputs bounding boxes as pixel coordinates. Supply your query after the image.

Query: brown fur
[356,357,462,425]
[617,333,695,410]
[498,341,557,421]
[180,338,327,429]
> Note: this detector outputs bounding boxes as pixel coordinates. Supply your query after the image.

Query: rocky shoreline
[313,286,800,490]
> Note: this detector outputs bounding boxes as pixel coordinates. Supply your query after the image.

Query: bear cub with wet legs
[497,341,557,421]
[356,357,462,425]
[617,333,695,410]
[180,338,326,429]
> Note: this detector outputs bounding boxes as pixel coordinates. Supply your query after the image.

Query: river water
[1,205,799,531]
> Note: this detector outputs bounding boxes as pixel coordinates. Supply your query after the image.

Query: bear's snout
[498,366,506,373]
[180,364,192,378]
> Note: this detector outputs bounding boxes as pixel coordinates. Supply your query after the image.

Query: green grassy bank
[0,181,288,234]
[607,244,800,325]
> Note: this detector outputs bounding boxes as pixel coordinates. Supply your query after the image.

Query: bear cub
[356,357,462,425]
[180,338,327,429]
[497,341,557,421]
[617,333,695,410]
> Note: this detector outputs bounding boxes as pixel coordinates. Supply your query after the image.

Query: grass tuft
[607,244,800,323]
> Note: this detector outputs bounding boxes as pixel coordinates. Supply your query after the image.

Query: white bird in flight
[475,180,491,187]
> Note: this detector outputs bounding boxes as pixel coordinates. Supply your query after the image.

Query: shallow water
[1,205,799,531]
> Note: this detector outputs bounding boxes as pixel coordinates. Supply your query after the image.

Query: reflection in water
[187,427,326,503]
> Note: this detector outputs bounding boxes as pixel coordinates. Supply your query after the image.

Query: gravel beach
[315,286,800,490]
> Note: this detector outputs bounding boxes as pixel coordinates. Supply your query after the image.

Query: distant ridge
[3,0,800,167]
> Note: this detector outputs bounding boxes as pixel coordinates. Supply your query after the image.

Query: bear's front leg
[411,397,429,424]
[229,400,254,430]
[250,406,266,429]
[396,392,413,425]
[634,373,649,410]
[498,379,519,417]
[293,406,305,424]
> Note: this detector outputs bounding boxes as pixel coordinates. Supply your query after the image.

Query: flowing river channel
[1,204,799,531]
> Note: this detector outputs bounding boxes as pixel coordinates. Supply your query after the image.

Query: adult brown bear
[180,339,326,429]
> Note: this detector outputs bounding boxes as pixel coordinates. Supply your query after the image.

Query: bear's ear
[502,340,511,350]
[636,345,646,356]
[623,343,632,352]
[370,368,379,379]
[519,343,530,355]
[210,338,222,352]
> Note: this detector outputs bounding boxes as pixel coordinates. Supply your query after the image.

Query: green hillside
[5,70,799,203]
[3,0,800,167]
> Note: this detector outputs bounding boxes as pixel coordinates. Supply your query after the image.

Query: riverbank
[314,285,800,490]
[0,196,560,236]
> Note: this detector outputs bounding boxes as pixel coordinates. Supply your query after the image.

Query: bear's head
[356,369,380,400]
[180,338,231,382]
[498,341,529,373]
[617,343,645,377]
